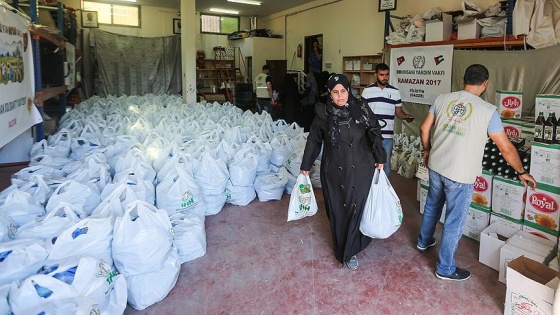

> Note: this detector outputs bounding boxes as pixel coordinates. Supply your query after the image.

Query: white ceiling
[135,0,311,17]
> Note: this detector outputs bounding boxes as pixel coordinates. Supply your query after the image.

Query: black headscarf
[325,74,376,145]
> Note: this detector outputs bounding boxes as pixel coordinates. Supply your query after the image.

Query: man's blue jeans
[257,98,272,115]
[382,138,393,178]
[418,169,473,276]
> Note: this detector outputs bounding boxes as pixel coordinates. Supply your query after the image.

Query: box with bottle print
[491,176,527,221]
[524,182,560,234]
[530,143,560,187]
[535,94,560,118]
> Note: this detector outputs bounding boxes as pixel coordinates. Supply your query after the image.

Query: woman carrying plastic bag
[287,174,318,221]
[359,169,403,239]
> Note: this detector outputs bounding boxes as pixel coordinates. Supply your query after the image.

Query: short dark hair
[262,65,270,71]
[463,64,489,85]
[375,63,390,72]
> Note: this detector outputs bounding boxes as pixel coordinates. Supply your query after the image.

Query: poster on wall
[0,8,42,148]
[389,45,453,105]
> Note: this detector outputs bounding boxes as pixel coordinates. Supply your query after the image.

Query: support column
[180,0,197,105]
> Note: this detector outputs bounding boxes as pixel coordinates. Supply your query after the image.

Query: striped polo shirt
[361,82,402,139]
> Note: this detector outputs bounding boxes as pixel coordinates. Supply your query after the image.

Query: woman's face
[330,84,349,106]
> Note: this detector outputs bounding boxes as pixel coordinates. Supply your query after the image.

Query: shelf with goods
[14,1,70,140]
[342,54,383,96]
[196,47,243,104]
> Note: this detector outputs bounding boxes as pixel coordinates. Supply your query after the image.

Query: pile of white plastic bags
[0,94,312,313]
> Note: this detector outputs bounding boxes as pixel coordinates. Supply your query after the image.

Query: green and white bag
[287,174,318,222]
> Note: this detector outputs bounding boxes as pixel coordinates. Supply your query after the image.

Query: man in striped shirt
[362,63,414,177]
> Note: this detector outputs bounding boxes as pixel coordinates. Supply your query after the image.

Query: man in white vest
[416,64,536,281]
[254,65,274,114]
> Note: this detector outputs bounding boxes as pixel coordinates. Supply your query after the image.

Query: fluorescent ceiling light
[227,0,261,5]
[119,0,137,2]
[209,8,240,15]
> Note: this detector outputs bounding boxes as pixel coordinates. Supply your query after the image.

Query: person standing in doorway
[255,65,274,114]
[300,74,386,270]
[308,41,322,73]
[417,64,536,281]
[361,63,414,177]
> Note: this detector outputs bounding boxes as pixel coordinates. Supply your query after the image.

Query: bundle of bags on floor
[391,133,422,179]
[0,94,316,313]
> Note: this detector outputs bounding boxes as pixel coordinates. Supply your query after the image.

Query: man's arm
[420,113,435,165]
[266,81,274,101]
[395,106,414,123]
[489,131,536,189]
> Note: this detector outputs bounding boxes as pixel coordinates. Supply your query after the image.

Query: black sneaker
[435,267,471,281]
[416,238,436,252]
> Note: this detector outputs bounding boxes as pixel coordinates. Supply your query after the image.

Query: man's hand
[519,173,537,190]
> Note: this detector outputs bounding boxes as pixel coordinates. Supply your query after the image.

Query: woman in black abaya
[300,74,386,270]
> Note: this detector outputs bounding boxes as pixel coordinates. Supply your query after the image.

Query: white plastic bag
[157,167,206,218]
[112,201,174,276]
[225,180,256,206]
[46,217,114,266]
[0,239,48,286]
[254,168,289,202]
[287,174,318,221]
[170,213,206,264]
[125,248,180,311]
[359,170,403,239]
[16,202,81,241]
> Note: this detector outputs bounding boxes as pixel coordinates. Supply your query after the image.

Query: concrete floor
[0,166,505,314]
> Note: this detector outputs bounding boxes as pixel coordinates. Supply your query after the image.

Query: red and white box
[491,176,527,221]
[501,119,523,139]
[524,183,560,234]
[496,91,523,119]
[472,170,493,210]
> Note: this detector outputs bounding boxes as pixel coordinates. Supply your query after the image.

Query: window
[201,14,239,34]
[83,1,140,27]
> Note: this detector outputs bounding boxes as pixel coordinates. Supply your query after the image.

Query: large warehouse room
[0,0,560,313]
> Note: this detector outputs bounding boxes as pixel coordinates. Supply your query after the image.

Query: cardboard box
[479,221,520,271]
[499,230,556,283]
[501,119,524,139]
[457,18,482,40]
[497,91,523,119]
[425,13,452,42]
[492,176,527,221]
[536,94,560,118]
[524,183,560,234]
[530,143,560,187]
[490,213,523,231]
[523,221,559,242]
[472,170,493,210]
[505,256,560,315]
[463,204,491,241]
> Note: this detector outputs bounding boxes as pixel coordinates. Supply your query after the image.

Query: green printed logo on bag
[298,196,311,213]
[286,152,297,167]
[180,191,196,209]
[225,188,232,201]
[299,183,311,194]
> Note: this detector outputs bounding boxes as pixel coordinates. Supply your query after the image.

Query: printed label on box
[536,94,560,118]
[524,183,560,232]
[523,221,559,242]
[530,143,560,187]
[464,205,490,241]
[492,176,526,220]
[497,91,522,119]
[472,172,492,209]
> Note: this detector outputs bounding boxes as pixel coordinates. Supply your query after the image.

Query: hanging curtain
[91,30,182,97]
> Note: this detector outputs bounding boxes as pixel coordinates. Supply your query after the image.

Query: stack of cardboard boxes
[416,92,560,288]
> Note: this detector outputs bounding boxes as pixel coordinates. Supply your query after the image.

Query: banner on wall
[389,45,454,105]
[0,8,42,148]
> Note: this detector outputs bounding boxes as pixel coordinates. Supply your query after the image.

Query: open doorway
[304,34,323,74]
